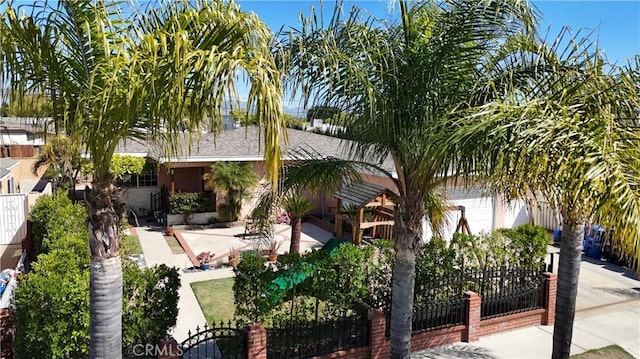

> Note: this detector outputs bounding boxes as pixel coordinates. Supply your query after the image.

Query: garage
[423,187,494,242]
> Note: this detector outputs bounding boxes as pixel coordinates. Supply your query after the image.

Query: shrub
[169,192,215,223]
[233,252,275,323]
[14,247,90,358]
[29,193,86,256]
[123,263,181,348]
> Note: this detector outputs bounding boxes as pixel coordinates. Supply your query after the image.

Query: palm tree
[282,194,315,254]
[31,133,82,194]
[204,162,259,222]
[453,32,640,358]
[1,1,284,357]
[275,1,537,357]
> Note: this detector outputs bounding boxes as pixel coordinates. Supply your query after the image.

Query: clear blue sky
[235,0,639,114]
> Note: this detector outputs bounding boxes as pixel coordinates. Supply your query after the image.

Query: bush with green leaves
[17,194,181,358]
[233,242,378,325]
[233,252,277,323]
[123,262,181,348]
[14,238,91,358]
[29,193,87,256]
[169,192,215,223]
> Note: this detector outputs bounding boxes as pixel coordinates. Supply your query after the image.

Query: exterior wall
[121,187,161,217]
[0,243,21,269]
[159,161,265,219]
[500,199,530,228]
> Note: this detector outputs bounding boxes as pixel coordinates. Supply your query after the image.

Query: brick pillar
[369,309,388,359]
[542,272,557,325]
[247,324,267,359]
[463,291,481,342]
[157,338,180,359]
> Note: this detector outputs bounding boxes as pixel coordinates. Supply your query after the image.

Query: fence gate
[181,323,247,359]
[0,194,28,245]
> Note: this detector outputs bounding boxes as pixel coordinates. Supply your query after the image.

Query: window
[7,176,15,193]
[116,163,158,188]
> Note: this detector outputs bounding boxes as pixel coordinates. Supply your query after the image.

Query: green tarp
[261,237,344,304]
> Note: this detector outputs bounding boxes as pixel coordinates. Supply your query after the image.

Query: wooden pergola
[334,181,396,244]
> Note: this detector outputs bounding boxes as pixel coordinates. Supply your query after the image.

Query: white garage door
[423,187,494,243]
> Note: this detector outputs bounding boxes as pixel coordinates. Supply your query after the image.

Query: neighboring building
[115,126,531,241]
[0,118,50,269]
[0,158,18,194]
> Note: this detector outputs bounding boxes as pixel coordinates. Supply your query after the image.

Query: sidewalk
[412,299,640,359]
[136,226,234,343]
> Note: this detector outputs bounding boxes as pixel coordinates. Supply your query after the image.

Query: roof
[0,168,10,180]
[0,158,19,170]
[115,126,396,173]
[334,180,394,208]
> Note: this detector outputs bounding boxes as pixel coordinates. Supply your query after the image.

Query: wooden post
[335,199,343,238]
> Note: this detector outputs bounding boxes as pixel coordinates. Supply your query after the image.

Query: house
[115,126,530,241]
[0,118,51,269]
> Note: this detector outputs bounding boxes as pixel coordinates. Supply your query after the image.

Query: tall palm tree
[282,193,315,254]
[1,1,284,357]
[275,1,537,357]
[453,32,640,358]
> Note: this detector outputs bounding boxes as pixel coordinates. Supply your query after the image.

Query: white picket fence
[0,194,28,245]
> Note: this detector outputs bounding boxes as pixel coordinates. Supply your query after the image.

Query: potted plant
[266,240,282,262]
[196,251,214,269]
[165,226,175,236]
[228,247,240,268]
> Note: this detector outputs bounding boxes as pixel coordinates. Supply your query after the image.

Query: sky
[234,0,640,115]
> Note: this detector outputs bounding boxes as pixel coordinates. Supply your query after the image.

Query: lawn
[122,234,143,255]
[570,345,635,359]
[164,235,185,254]
[191,277,236,324]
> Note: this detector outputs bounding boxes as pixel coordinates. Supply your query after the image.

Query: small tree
[282,194,315,254]
[204,162,258,222]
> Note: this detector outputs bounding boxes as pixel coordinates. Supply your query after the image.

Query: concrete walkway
[136,221,336,343]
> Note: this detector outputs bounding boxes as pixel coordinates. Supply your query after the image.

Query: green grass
[191,277,236,324]
[570,345,635,359]
[122,234,143,255]
[164,235,185,254]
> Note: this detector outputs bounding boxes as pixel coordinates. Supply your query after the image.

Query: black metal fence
[469,266,545,319]
[383,266,545,335]
[180,321,247,359]
[266,314,369,359]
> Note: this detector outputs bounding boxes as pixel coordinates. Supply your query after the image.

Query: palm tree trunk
[289,217,302,254]
[90,257,123,358]
[87,176,123,359]
[552,217,585,359]
[390,197,423,359]
[390,246,416,359]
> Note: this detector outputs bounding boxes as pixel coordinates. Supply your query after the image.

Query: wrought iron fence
[383,266,545,335]
[180,321,247,359]
[468,266,545,319]
[266,314,369,359]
